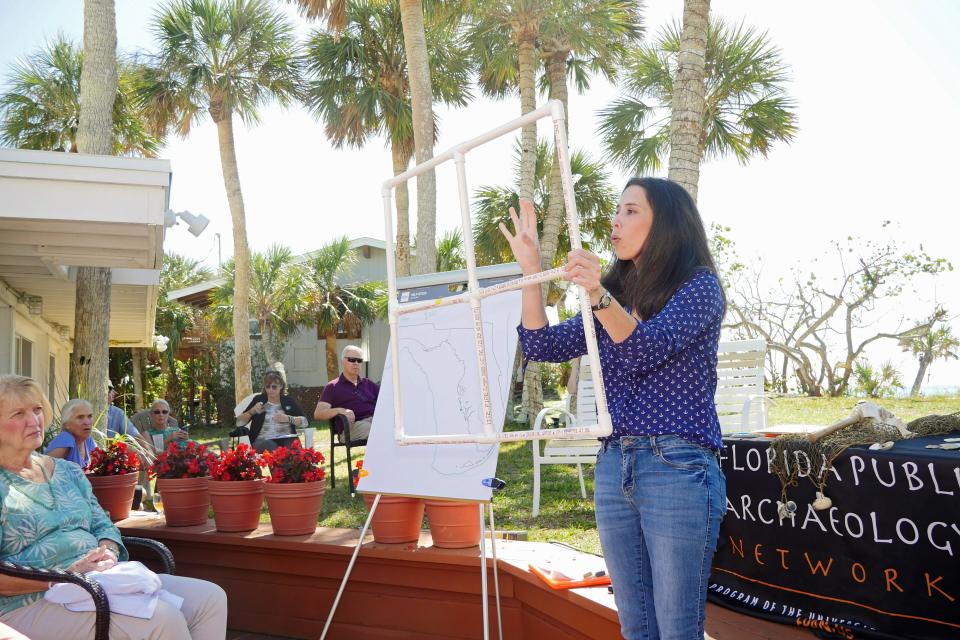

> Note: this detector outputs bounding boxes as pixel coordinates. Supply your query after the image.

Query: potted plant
[150,441,212,526]
[207,444,265,532]
[357,460,425,544]
[262,440,326,536]
[86,437,141,521]
[424,498,481,548]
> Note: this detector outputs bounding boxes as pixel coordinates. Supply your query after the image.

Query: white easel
[322,101,611,640]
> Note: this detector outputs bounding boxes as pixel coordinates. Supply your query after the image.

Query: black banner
[710,434,960,640]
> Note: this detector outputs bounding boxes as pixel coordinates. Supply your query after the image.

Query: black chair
[329,414,367,495]
[0,537,175,640]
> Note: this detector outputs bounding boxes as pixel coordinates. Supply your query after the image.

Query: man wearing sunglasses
[314,345,379,443]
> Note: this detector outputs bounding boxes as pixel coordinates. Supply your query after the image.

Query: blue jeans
[595,435,726,640]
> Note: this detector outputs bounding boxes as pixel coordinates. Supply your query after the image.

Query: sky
[1,0,959,389]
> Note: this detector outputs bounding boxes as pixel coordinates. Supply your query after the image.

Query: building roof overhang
[0,148,171,346]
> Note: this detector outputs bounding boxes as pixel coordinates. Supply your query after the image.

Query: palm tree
[0,35,161,156]
[286,0,443,275]
[901,324,960,396]
[303,1,471,277]
[470,1,640,421]
[473,140,615,274]
[139,0,301,403]
[598,17,798,199]
[399,0,439,275]
[302,237,383,381]
[435,229,466,272]
[155,253,214,413]
[70,0,119,422]
[473,141,615,421]
[467,1,556,202]
[534,1,641,273]
[211,245,305,366]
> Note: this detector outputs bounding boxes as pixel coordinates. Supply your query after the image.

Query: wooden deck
[119,514,811,640]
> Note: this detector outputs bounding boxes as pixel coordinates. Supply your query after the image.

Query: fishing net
[768,418,908,515]
[906,411,960,436]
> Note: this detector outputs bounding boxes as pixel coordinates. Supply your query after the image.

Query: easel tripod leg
[320,494,380,640]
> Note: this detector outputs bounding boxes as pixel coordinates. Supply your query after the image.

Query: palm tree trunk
[131,347,144,411]
[391,140,412,277]
[71,268,112,420]
[74,0,117,423]
[261,313,276,366]
[77,0,116,157]
[538,45,570,273]
[523,43,570,424]
[212,105,253,403]
[324,330,338,382]
[667,0,710,202]
[399,0,437,275]
[910,354,931,397]
[516,29,538,201]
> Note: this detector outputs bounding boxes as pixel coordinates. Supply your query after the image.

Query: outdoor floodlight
[164,209,210,237]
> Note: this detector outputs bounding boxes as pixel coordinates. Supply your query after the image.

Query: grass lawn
[188,394,960,557]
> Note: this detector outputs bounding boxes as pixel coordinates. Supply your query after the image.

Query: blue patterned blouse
[518,270,725,450]
[0,456,127,615]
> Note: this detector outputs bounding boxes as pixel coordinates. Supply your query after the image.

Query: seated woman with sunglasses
[137,399,191,455]
[236,371,308,453]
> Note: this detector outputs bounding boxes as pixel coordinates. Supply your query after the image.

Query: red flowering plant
[86,438,141,476]
[149,440,211,479]
[207,444,263,481]
[261,440,325,484]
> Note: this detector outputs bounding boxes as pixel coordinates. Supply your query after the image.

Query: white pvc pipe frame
[381,100,612,445]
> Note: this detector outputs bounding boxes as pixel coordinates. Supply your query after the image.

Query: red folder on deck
[529,564,612,590]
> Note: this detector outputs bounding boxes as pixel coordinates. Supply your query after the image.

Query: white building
[167,238,391,389]
[0,148,169,408]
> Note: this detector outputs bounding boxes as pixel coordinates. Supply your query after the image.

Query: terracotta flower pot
[155,476,210,527]
[424,499,481,549]
[265,480,325,536]
[208,479,265,532]
[363,494,424,544]
[86,473,138,521]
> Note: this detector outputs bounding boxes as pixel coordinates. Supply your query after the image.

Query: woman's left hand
[564,249,603,298]
[68,547,117,574]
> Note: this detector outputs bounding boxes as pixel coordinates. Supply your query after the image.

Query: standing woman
[501,177,726,639]
[44,399,96,469]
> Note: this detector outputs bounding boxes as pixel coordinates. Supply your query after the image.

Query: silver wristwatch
[591,290,612,311]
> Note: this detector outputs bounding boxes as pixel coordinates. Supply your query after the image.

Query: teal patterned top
[0,455,128,615]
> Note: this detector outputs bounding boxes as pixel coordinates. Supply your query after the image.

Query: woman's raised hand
[498,199,541,276]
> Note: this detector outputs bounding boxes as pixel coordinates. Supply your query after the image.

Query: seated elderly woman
[43,399,97,468]
[235,370,308,453]
[137,399,191,456]
[0,375,227,639]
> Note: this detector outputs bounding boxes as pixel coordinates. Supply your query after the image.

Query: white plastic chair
[715,339,771,433]
[531,358,602,517]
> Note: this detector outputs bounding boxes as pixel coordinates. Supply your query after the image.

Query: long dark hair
[601,177,724,320]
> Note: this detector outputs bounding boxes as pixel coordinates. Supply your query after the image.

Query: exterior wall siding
[282,244,390,390]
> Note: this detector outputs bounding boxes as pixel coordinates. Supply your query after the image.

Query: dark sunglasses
[152,410,169,415]
[345,357,364,364]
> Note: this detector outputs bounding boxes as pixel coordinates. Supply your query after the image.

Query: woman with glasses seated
[44,399,97,468]
[236,370,308,453]
[137,400,190,455]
